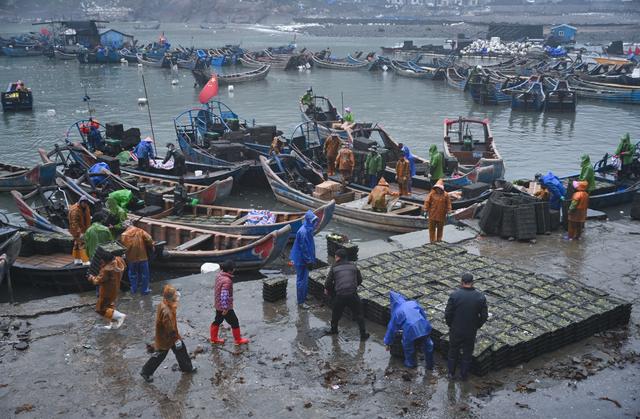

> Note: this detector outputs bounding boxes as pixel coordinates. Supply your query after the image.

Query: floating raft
[308,242,631,375]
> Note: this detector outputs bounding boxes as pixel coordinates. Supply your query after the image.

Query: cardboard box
[315,180,342,195]
[313,191,331,200]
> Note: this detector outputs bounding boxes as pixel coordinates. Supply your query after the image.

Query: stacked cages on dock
[262,276,288,302]
[308,242,632,375]
[89,241,127,276]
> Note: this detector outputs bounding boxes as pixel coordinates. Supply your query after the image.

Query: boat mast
[140,72,158,156]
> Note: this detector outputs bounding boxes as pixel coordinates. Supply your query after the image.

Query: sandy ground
[1,216,639,418]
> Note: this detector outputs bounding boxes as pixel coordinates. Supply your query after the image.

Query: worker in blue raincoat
[383,291,434,369]
[134,137,155,170]
[540,172,566,210]
[88,162,110,187]
[401,145,416,193]
[289,210,318,308]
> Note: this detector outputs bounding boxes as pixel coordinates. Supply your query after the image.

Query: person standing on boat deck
[88,253,126,329]
[336,143,356,186]
[402,145,416,193]
[120,220,155,295]
[383,291,434,370]
[567,180,589,240]
[424,179,452,243]
[615,133,634,179]
[87,125,104,152]
[323,133,342,176]
[429,144,444,183]
[396,153,411,196]
[163,143,187,177]
[364,145,384,188]
[140,285,197,383]
[445,273,488,381]
[368,178,399,212]
[290,210,318,309]
[270,136,284,155]
[209,260,250,346]
[301,88,314,111]
[579,154,595,193]
[134,137,155,170]
[324,249,370,341]
[68,196,91,265]
[342,107,355,131]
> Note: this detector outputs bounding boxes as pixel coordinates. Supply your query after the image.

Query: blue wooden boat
[2,81,33,111]
[77,47,121,64]
[466,73,512,105]
[445,67,468,90]
[0,162,57,192]
[1,46,42,57]
[545,79,577,112]
[559,174,640,210]
[511,80,546,111]
[566,76,640,105]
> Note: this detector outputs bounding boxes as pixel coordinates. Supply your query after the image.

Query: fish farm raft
[309,242,631,375]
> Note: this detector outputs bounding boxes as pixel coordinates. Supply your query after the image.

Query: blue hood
[401,146,416,177]
[389,291,407,312]
[304,210,318,229]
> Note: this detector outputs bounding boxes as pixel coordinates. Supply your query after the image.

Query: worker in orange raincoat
[270,136,284,155]
[120,220,155,295]
[396,154,411,196]
[323,134,342,176]
[88,253,126,329]
[68,196,91,265]
[140,285,197,383]
[336,143,355,186]
[424,179,452,243]
[567,180,589,240]
[367,178,399,212]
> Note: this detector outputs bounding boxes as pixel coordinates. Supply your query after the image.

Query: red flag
[198,74,219,104]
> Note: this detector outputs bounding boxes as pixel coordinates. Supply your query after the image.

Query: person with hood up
[342,107,354,123]
[84,213,114,260]
[301,88,314,109]
[290,210,318,308]
[87,125,103,152]
[424,179,452,243]
[336,143,355,186]
[567,180,589,240]
[270,136,284,155]
[88,253,126,329]
[162,142,187,177]
[364,145,384,187]
[383,291,434,369]
[579,154,595,193]
[396,153,411,196]
[209,260,250,345]
[68,196,91,265]
[445,273,488,380]
[324,248,370,341]
[429,144,444,182]
[323,134,342,176]
[134,137,155,170]
[615,133,634,178]
[367,178,399,212]
[120,220,155,295]
[141,285,197,382]
[105,196,127,231]
[540,172,566,210]
[401,145,416,192]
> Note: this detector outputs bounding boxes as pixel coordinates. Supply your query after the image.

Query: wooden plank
[174,234,213,251]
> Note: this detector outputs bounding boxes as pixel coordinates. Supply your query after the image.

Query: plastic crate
[534,201,551,234]
[515,205,537,240]
[500,206,517,238]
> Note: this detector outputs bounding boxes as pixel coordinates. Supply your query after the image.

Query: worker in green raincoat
[84,214,115,259]
[429,144,444,182]
[106,196,128,230]
[579,154,595,193]
[615,133,634,178]
[364,145,384,188]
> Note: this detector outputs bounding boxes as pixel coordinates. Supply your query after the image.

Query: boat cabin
[443,118,497,166]
[2,81,33,112]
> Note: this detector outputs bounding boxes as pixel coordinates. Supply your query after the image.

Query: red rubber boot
[232,327,249,345]
[210,324,225,344]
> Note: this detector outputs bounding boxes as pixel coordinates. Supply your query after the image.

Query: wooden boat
[1,46,42,57]
[443,117,504,180]
[2,81,33,111]
[136,53,174,68]
[120,160,246,186]
[299,95,372,140]
[311,54,369,70]
[191,64,270,87]
[466,72,512,105]
[136,219,291,271]
[389,60,439,79]
[260,155,427,233]
[53,49,77,60]
[566,76,640,105]
[545,79,577,112]
[152,198,335,239]
[446,67,468,90]
[511,80,546,112]
[0,162,57,192]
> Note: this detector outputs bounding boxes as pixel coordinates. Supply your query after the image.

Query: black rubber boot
[460,360,472,381]
[447,358,457,379]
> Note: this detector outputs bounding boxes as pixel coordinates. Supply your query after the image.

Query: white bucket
[194,170,203,177]
[201,263,220,274]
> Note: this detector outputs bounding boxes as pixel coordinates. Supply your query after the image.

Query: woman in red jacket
[210,260,250,345]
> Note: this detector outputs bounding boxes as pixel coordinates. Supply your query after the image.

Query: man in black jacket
[163,143,187,177]
[324,249,370,341]
[444,273,488,381]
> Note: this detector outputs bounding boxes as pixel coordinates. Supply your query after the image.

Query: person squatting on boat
[68,195,91,265]
[88,253,127,329]
[209,260,250,345]
[290,210,318,309]
[445,273,488,381]
[120,220,155,295]
[324,248,370,341]
[383,291,434,369]
[134,137,155,170]
[423,179,452,243]
[367,178,399,212]
[140,285,197,383]
[323,133,341,177]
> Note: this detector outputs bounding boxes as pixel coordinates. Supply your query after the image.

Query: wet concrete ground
[1,215,639,418]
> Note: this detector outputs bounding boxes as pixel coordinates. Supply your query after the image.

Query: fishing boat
[311,54,369,70]
[151,198,335,239]
[560,175,640,210]
[566,76,640,105]
[545,79,577,112]
[136,53,175,68]
[260,155,428,233]
[137,219,291,271]
[466,72,512,105]
[443,117,504,180]
[2,81,33,112]
[0,162,57,192]
[510,80,546,111]
[299,94,372,140]
[389,60,441,79]
[53,49,77,60]
[445,67,468,90]
[191,64,271,87]
[1,46,42,57]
